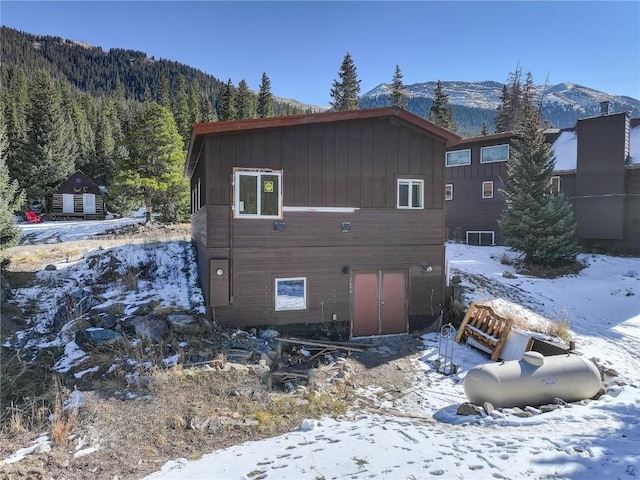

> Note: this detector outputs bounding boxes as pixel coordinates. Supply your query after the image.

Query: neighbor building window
[550,176,561,195]
[482,181,494,199]
[233,168,282,218]
[446,149,471,167]
[275,277,307,311]
[397,179,424,209]
[466,231,495,246]
[445,184,453,201]
[481,144,509,163]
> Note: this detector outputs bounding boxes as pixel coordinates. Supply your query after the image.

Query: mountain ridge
[360,80,640,135]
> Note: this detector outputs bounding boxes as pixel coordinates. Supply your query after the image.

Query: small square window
[397,179,424,209]
[481,144,509,163]
[275,277,307,311]
[482,181,494,199]
[233,168,282,218]
[446,149,471,167]
[445,184,453,201]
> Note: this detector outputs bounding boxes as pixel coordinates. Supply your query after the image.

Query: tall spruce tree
[235,79,254,120]
[390,65,407,108]
[257,73,274,118]
[172,75,191,143]
[110,102,188,223]
[0,113,25,252]
[428,80,456,131]
[494,66,524,133]
[218,79,236,121]
[18,69,75,204]
[499,74,578,267]
[329,52,361,111]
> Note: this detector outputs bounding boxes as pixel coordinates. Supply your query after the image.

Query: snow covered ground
[4,218,640,479]
[144,244,640,480]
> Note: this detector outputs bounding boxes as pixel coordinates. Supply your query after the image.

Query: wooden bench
[454,302,513,361]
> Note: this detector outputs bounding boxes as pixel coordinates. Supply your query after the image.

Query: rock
[165,313,211,335]
[457,402,482,416]
[121,315,169,341]
[45,264,57,271]
[32,442,52,454]
[483,402,495,415]
[540,404,561,413]
[300,419,318,431]
[75,328,123,349]
[58,317,89,344]
[90,312,118,330]
[220,362,250,373]
[510,407,534,418]
[502,271,517,279]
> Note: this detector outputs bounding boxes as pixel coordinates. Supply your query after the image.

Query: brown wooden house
[184,107,461,338]
[444,109,640,254]
[50,170,106,220]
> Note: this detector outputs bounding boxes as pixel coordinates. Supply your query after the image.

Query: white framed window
[481,144,509,163]
[445,184,453,201]
[275,277,307,311]
[550,176,561,195]
[482,181,494,199]
[397,179,424,209]
[466,231,495,246]
[446,149,471,167]
[233,168,282,218]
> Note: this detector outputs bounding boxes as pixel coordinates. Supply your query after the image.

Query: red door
[352,270,407,337]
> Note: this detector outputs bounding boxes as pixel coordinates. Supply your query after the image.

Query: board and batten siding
[188,110,456,333]
[444,138,510,243]
[203,118,445,211]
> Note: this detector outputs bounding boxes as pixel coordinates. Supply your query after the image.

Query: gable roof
[184,107,462,178]
[55,169,102,195]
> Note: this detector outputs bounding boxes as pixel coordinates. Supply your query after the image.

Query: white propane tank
[464,351,602,408]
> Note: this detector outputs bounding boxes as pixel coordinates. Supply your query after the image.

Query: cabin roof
[184,106,462,178]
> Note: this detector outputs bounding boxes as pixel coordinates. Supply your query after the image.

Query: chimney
[600,101,610,115]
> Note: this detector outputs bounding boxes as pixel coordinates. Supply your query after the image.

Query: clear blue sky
[2,1,639,107]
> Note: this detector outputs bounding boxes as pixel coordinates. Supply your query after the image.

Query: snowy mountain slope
[360,81,640,135]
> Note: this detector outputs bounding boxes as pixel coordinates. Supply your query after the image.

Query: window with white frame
[482,181,494,199]
[445,184,453,201]
[275,277,307,311]
[550,176,561,195]
[481,144,509,163]
[446,149,471,167]
[466,231,495,246]
[397,179,424,209]
[233,168,282,218]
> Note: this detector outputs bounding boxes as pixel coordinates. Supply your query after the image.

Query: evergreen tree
[110,102,188,223]
[60,83,94,172]
[188,79,202,124]
[157,74,171,108]
[257,73,274,118]
[499,74,578,267]
[235,79,254,120]
[2,67,28,179]
[199,94,217,122]
[481,122,489,136]
[91,101,117,185]
[218,79,237,121]
[494,67,524,133]
[18,69,75,205]
[390,65,407,108]
[428,80,456,131]
[172,75,190,143]
[329,52,361,111]
[0,113,25,252]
